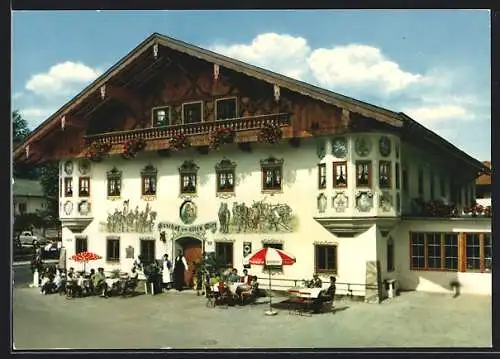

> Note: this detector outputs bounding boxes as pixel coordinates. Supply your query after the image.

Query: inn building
[13,33,491,301]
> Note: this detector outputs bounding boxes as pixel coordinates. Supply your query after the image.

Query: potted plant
[258,123,282,145]
[209,127,235,150]
[84,141,112,162]
[122,139,147,159]
[169,132,190,151]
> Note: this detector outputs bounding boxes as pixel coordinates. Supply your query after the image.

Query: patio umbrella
[243,247,296,316]
[71,251,101,272]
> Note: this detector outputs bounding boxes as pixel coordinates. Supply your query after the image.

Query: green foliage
[38,161,59,221]
[14,213,44,231]
[12,110,30,143]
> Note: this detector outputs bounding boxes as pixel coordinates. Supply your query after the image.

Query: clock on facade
[64,161,73,175]
[379,136,391,157]
[332,137,347,158]
[354,137,372,157]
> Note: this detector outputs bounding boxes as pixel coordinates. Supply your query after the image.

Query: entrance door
[181,239,202,288]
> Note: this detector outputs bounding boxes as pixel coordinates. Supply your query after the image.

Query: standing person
[173,249,188,291]
[162,254,172,291]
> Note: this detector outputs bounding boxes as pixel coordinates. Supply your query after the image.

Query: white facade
[58,132,491,298]
[14,196,47,216]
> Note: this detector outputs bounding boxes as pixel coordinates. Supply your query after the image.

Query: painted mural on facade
[218,198,298,234]
[99,200,157,233]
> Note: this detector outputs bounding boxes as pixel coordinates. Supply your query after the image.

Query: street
[12,275,492,349]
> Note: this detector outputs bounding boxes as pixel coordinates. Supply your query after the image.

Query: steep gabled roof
[12,33,488,176]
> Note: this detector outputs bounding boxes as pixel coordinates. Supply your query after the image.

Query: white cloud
[25,61,102,97]
[12,92,23,100]
[210,33,312,80]
[307,44,424,93]
[403,105,473,123]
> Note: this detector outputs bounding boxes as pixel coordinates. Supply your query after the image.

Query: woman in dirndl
[162,254,172,291]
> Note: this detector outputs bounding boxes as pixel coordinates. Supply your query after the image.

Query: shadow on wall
[400,270,461,297]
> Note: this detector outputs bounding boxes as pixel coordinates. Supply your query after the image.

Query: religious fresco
[99,200,157,233]
[218,198,298,234]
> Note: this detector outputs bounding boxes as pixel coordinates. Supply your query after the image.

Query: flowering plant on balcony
[463,203,492,217]
[84,141,112,162]
[412,198,455,217]
[209,127,235,150]
[258,122,282,145]
[169,132,190,151]
[122,138,147,159]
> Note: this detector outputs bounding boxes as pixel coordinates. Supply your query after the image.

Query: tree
[12,110,39,180]
[38,161,60,223]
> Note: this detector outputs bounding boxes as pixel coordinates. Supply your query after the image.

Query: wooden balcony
[84,113,291,146]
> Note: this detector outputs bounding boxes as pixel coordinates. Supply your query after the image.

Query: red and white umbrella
[71,251,101,272]
[243,247,296,316]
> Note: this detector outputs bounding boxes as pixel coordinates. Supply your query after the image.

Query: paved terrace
[13,284,491,349]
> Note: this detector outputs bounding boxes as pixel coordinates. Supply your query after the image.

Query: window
[379,161,391,189]
[140,239,155,264]
[355,161,371,187]
[444,234,458,271]
[106,237,120,262]
[215,98,237,121]
[484,234,492,272]
[78,177,90,197]
[261,157,283,192]
[395,163,400,190]
[215,159,236,193]
[18,203,27,215]
[314,245,337,274]
[152,106,170,127]
[263,243,284,271]
[333,161,347,188]
[215,242,233,268]
[465,234,481,271]
[179,160,199,194]
[75,236,88,254]
[182,101,203,124]
[387,238,395,272]
[430,172,435,199]
[418,168,424,198]
[107,167,122,197]
[402,168,408,194]
[318,163,326,189]
[141,164,157,196]
[440,177,446,197]
[64,177,73,197]
[410,232,458,271]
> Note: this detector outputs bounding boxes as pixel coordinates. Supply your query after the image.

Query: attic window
[152,106,170,127]
[182,101,203,125]
[215,98,237,121]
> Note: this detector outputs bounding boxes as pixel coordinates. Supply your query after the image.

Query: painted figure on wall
[101,200,157,233]
[219,198,297,234]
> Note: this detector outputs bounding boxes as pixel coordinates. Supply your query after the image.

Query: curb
[13,259,58,267]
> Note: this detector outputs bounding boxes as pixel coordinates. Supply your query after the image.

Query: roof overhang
[314,217,401,237]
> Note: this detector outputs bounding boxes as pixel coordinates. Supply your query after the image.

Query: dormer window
[215,158,236,193]
[261,157,283,192]
[215,98,237,121]
[179,160,199,194]
[141,164,157,197]
[152,106,170,127]
[182,101,203,124]
[107,167,122,198]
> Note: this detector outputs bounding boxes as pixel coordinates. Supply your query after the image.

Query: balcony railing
[84,113,291,145]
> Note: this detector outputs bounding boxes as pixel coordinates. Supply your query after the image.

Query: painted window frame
[64,177,73,197]
[182,101,204,125]
[378,160,392,189]
[75,236,88,254]
[261,157,284,192]
[179,160,199,195]
[355,160,372,188]
[215,97,238,121]
[314,244,338,274]
[141,164,158,197]
[318,163,327,189]
[78,177,91,197]
[215,159,236,193]
[333,161,348,188]
[107,167,122,198]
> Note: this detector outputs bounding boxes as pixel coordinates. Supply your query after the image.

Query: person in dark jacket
[311,276,336,313]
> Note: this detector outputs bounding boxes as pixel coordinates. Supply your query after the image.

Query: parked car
[18,231,48,246]
[42,241,61,259]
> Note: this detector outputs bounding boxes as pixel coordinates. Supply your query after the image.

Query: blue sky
[12,10,491,161]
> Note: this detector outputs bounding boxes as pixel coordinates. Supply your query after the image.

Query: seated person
[227,268,241,283]
[88,269,96,294]
[54,270,66,294]
[311,276,336,313]
[240,269,252,285]
[236,275,259,303]
[40,273,56,294]
[121,267,139,294]
[312,274,322,288]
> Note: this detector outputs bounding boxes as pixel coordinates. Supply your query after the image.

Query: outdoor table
[287,287,323,299]
[105,278,120,288]
[229,282,247,293]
